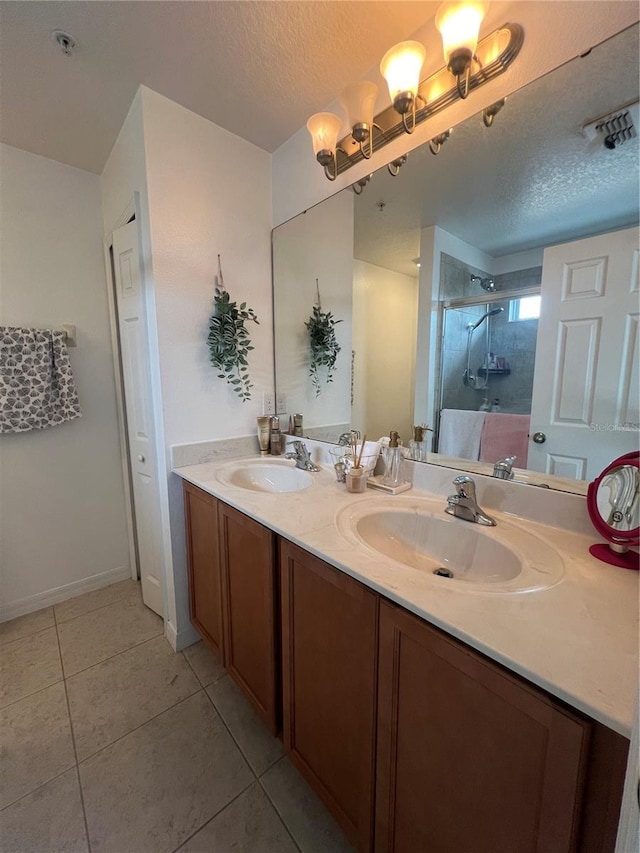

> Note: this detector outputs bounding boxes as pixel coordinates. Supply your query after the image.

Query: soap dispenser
[269,416,283,455]
[479,398,490,412]
[382,431,404,487]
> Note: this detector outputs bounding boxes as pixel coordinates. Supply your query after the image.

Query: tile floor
[0,580,354,853]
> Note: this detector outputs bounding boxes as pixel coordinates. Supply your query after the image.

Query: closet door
[112,219,163,616]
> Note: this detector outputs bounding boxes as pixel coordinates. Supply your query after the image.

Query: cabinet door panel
[281,541,378,852]
[183,482,224,658]
[376,601,590,853]
[219,503,278,733]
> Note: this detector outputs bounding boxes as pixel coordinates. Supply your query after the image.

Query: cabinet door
[280,541,378,853]
[218,502,278,733]
[183,482,224,659]
[376,600,591,853]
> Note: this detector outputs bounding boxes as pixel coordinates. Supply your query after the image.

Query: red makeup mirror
[587,451,639,570]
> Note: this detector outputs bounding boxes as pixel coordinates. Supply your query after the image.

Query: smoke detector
[52,30,77,56]
[582,101,639,150]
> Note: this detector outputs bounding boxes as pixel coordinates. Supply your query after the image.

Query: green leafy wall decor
[207,254,259,401]
[305,278,342,397]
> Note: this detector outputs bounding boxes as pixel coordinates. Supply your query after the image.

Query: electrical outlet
[262,392,275,415]
[276,392,287,414]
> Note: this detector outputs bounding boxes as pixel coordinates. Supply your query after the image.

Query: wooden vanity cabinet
[375,600,628,853]
[218,502,279,734]
[280,541,379,852]
[183,483,279,734]
[183,481,224,659]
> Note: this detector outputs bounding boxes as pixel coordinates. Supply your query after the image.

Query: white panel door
[529,227,639,481]
[112,220,164,617]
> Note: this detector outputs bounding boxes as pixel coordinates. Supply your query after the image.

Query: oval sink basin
[337,498,564,593]
[218,461,313,493]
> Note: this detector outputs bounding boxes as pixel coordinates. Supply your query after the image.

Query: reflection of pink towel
[479,413,530,466]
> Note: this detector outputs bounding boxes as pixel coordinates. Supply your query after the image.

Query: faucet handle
[453,474,476,499]
[493,456,517,480]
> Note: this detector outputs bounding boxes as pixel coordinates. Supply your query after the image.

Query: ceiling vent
[582,101,639,150]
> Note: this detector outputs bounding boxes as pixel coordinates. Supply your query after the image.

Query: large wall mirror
[273,24,639,494]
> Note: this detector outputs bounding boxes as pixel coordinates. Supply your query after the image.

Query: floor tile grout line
[181,646,226,691]
[194,688,302,852]
[54,622,93,853]
[63,631,171,684]
[0,675,65,714]
[60,627,165,681]
[0,765,77,814]
[74,685,204,767]
[0,620,57,651]
[256,760,304,853]
[200,682,260,781]
[53,585,142,628]
[167,779,259,853]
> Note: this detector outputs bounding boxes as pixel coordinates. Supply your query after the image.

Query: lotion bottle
[257,416,271,456]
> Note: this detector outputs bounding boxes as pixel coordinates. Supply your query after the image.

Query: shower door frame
[434,286,541,453]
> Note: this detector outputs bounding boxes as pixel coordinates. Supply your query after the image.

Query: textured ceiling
[0,0,438,173]
[351,24,640,273]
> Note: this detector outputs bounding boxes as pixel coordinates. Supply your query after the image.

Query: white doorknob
[138,454,145,462]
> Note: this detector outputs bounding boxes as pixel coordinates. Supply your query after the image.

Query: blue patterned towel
[0,327,82,433]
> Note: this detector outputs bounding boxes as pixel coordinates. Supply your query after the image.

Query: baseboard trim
[165,619,200,652]
[1,564,134,623]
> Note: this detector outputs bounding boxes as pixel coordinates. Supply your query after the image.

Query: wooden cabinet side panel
[578,722,630,853]
[219,502,279,734]
[281,540,378,853]
[376,601,591,853]
[183,482,224,660]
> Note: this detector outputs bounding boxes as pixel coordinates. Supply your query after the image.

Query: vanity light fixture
[306,8,523,182]
[351,174,372,195]
[387,155,408,177]
[429,129,451,155]
[435,1,487,99]
[306,112,343,181]
[380,41,427,134]
[340,82,380,159]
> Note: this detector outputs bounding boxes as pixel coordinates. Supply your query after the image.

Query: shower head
[470,274,496,292]
[468,306,504,331]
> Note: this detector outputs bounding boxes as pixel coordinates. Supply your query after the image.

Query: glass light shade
[340,81,379,131]
[435,2,488,65]
[379,41,426,103]
[306,112,342,157]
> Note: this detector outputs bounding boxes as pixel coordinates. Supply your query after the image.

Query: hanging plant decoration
[207,254,259,402]
[305,278,342,397]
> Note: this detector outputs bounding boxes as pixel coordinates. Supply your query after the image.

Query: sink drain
[433,567,454,579]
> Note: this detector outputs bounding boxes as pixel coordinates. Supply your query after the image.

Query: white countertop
[173,453,638,737]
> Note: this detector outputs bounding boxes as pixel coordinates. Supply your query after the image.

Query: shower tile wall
[439,254,542,414]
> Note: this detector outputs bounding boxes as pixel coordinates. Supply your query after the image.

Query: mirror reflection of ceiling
[354,24,639,279]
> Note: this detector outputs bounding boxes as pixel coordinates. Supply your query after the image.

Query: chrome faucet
[493,456,517,480]
[445,475,497,526]
[338,429,361,446]
[285,440,321,472]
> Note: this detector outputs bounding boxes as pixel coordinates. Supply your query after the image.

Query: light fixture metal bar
[335,23,524,175]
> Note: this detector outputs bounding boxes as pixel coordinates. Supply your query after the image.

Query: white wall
[0,144,131,619]
[352,260,417,442]
[272,1,638,226]
[273,191,353,434]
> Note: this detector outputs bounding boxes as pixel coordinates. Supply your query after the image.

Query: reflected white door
[529,227,639,481]
[112,220,164,617]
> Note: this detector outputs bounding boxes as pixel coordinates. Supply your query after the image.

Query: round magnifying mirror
[595,465,640,532]
[587,452,639,570]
